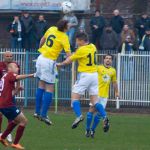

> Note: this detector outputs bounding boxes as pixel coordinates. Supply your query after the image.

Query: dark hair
[103,54,113,60]
[22,11,29,14]
[56,19,68,32]
[14,15,19,17]
[95,10,100,13]
[39,14,44,17]
[76,32,89,42]
[142,12,147,16]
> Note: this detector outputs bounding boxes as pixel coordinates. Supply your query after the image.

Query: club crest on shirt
[102,74,110,82]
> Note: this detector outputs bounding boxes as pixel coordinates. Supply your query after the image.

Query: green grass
[1,111,150,150]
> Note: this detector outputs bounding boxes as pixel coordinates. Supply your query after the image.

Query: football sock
[72,100,81,117]
[14,125,25,144]
[35,88,45,115]
[95,103,107,119]
[1,121,17,139]
[41,91,53,118]
[86,112,93,130]
[91,113,101,131]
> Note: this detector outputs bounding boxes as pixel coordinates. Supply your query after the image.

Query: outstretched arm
[16,74,34,80]
[39,36,46,48]
[57,57,72,67]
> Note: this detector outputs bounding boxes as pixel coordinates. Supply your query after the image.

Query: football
[61,1,73,14]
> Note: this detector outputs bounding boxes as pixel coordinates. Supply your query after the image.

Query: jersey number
[86,52,96,66]
[46,35,56,47]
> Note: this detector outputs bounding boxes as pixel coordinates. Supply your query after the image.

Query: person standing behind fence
[34,15,48,49]
[121,24,135,44]
[34,20,71,125]
[7,15,24,50]
[21,12,34,50]
[90,10,105,50]
[139,27,150,51]
[110,9,124,47]
[119,36,137,80]
[63,12,78,51]
[135,13,150,44]
[100,24,118,51]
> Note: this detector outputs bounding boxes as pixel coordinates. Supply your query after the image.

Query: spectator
[135,13,150,43]
[119,36,136,80]
[139,27,150,51]
[110,9,124,46]
[21,12,34,50]
[34,15,48,49]
[7,15,24,50]
[63,12,78,50]
[121,24,135,43]
[119,36,136,53]
[100,25,118,51]
[90,10,105,49]
[78,18,86,33]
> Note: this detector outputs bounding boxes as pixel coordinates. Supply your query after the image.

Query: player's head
[113,9,120,16]
[56,19,69,32]
[76,32,89,47]
[103,54,113,66]
[3,51,13,63]
[7,63,19,74]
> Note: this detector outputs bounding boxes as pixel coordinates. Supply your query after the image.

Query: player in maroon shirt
[0,51,22,142]
[0,62,34,150]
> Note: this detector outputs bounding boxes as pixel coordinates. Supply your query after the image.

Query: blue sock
[95,103,107,119]
[91,113,101,131]
[35,88,45,115]
[86,112,93,130]
[72,100,81,117]
[41,92,53,118]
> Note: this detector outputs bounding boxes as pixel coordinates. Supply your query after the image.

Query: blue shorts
[12,96,16,105]
[0,106,21,121]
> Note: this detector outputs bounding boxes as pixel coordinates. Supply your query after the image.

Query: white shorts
[35,55,57,84]
[98,97,108,109]
[89,97,108,109]
[72,72,98,95]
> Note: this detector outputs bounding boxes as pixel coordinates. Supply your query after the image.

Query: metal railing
[0,48,150,109]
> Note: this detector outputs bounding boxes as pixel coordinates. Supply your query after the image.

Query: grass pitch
[1,111,150,150]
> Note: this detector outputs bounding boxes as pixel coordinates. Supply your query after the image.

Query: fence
[0,49,150,109]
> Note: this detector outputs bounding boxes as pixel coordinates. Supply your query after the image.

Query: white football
[61,1,73,14]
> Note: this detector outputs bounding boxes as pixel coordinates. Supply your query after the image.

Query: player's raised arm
[7,63,34,80]
[57,56,72,67]
[39,36,46,48]
[66,52,72,57]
